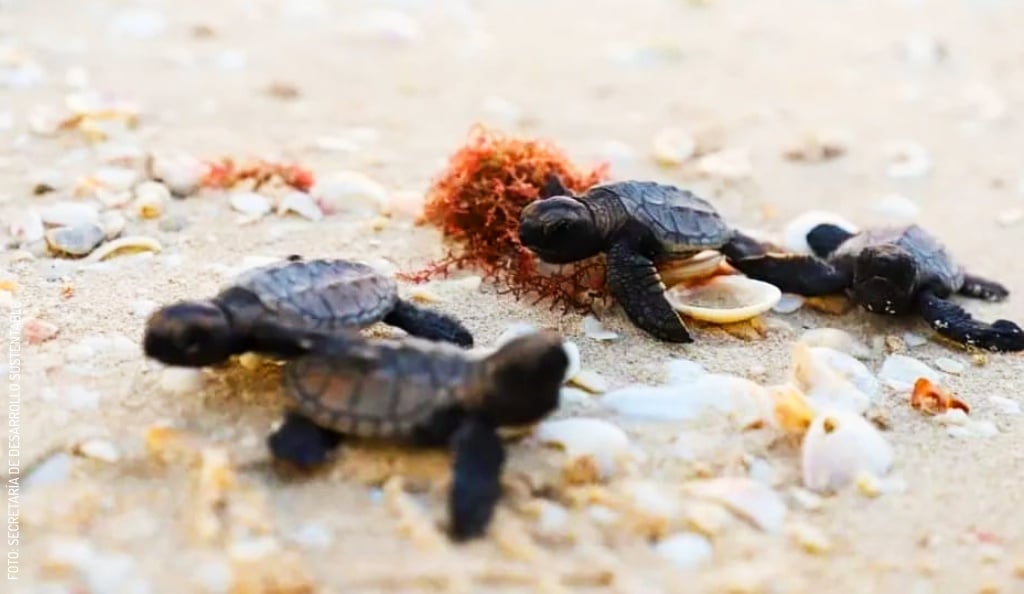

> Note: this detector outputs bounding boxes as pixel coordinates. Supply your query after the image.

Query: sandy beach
[3,0,1024,592]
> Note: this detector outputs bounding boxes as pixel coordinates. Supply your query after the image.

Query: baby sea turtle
[267,329,569,541]
[143,256,474,367]
[722,223,1024,352]
[517,176,732,342]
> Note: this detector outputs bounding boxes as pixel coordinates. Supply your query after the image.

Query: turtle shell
[586,181,731,253]
[833,224,964,291]
[227,259,398,331]
[282,337,478,438]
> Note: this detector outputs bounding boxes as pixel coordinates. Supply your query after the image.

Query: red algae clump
[404,125,611,312]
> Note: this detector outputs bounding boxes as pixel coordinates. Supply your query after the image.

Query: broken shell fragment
[83,235,162,262]
[582,315,620,341]
[534,417,633,481]
[666,275,781,324]
[277,191,323,221]
[8,210,44,244]
[99,210,127,240]
[658,250,725,287]
[45,223,105,257]
[910,377,969,415]
[133,181,171,219]
[801,409,893,493]
[684,478,787,533]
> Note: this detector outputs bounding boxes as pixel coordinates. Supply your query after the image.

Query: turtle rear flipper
[267,412,345,469]
[607,240,693,343]
[384,299,474,347]
[958,273,1010,302]
[917,290,1024,352]
[724,253,851,296]
[806,223,855,258]
[448,415,505,541]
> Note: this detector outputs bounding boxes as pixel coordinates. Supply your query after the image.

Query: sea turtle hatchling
[721,223,1024,352]
[143,256,474,367]
[518,176,733,343]
[267,328,570,541]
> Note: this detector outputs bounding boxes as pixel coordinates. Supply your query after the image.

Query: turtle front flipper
[606,240,693,343]
[723,253,851,296]
[267,412,345,469]
[917,290,1024,352]
[448,414,505,541]
[384,299,474,347]
[540,173,572,199]
[958,274,1010,302]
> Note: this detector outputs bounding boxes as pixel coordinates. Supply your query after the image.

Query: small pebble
[903,332,928,348]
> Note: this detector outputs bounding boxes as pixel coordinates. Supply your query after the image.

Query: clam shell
[666,275,781,323]
[45,224,106,257]
[83,235,162,262]
[659,250,725,287]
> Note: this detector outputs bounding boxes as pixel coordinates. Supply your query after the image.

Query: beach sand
[3,0,1024,592]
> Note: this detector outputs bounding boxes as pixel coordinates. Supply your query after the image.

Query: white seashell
[40,201,100,227]
[9,210,44,243]
[133,181,171,219]
[150,152,205,196]
[651,128,696,166]
[158,367,205,395]
[45,224,105,257]
[989,396,1021,415]
[99,210,126,240]
[801,409,893,493]
[666,275,781,323]
[884,141,931,179]
[878,354,944,391]
[83,236,162,262]
[782,210,859,254]
[903,332,928,348]
[799,328,871,359]
[74,438,121,463]
[933,357,965,375]
[791,344,875,413]
[277,191,323,221]
[534,417,632,480]
[582,315,620,341]
[604,374,767,424]
[229,191,272,217]
[664,358,706,385]
[94,166,140,192]
[569,369,609,394]
[684,478,787,533]
[772,294,805,314]
[562,341,582,384]
[873,193,920,222]
[131,299,158,318]
[661,251,725,285]
[311,171,390,216]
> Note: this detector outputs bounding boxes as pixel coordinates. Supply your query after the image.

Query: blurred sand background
[3,0,1024,592]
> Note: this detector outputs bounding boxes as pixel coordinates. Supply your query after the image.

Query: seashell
[8,210,44,243]
[99,210,126,240]
[534,417,633,481]
[603,374,768,425]
[570,369,610,394]
[911,377,969,415]
[878,354,944,391]
[659,250,725,287]
[903,332,928,348]
[782,211,859,254]
[311,171,390,216]
[933,357,965,375]
[229,191,272,217]
[23,318,59,344]
[93,166,140,191]
[277,191,323,221]
[131,299,158,318]
[159,367,205,395]
[873,193,920,222]
[562,341,582,384]
[801,409,893,493]
[96,189,134,208]
[694,147,752,180]
[684,477,787,533]
[40,201,100,227]
[83,235,162,262]
[651,127,696,167]
[582,315,619,341]
[73,438,121,463]
[666,275,781,324]
[45,224,105,257]
[772,294,804,314]
[24,452,73,490]
[790,343,877,413]
[799,328,871,359]
[766,384,815,434]
[664,358,707,385]
[133,181,171,219]
[149,152,206,196]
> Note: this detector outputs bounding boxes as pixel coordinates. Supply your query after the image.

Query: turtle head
[481,330,568,427]
[851,245,919,315]
[143,301,239,367]
[518,197,602,264]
